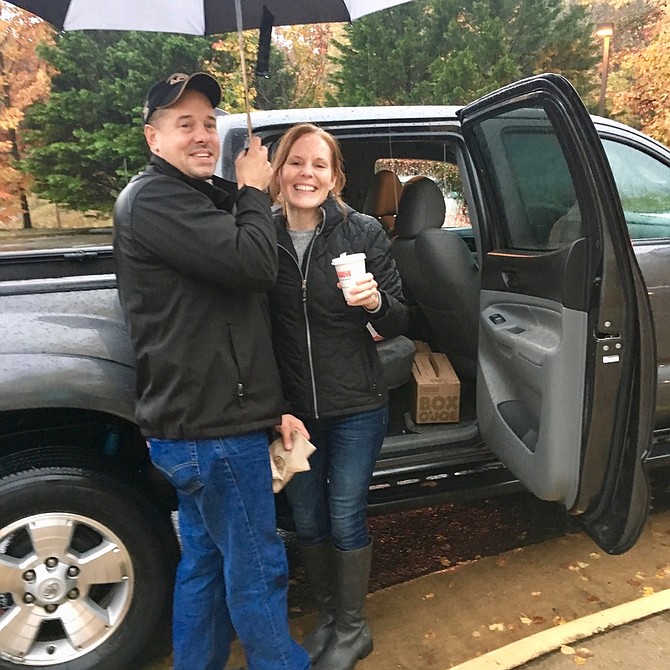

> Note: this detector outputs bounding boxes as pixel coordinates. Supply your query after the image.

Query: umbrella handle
[234,0,253,138]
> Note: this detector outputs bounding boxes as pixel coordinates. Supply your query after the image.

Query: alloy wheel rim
[0,512,134,665]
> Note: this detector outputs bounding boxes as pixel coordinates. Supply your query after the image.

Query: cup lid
[331,252,366,266]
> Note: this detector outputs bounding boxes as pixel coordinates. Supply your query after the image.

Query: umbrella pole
[234,0,253,138]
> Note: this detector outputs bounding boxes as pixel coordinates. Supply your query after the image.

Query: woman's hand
[342,272,381,311]
[275,414,310,449]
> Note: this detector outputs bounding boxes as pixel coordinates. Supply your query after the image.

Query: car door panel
[459,74,656,554]
[479,292,585,506]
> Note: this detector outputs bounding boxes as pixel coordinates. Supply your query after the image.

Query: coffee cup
[331,252,367,302]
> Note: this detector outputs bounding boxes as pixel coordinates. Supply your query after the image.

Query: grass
[0,196,111,238]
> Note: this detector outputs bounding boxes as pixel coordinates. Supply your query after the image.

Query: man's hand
[235,135,272,191]
[275,414,310,449]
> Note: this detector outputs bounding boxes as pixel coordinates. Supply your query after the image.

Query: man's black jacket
[114,155,283,439]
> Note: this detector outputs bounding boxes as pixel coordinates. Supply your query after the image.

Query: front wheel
[0,458,178,669]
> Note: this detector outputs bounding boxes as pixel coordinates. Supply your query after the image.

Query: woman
[268,124,408,670]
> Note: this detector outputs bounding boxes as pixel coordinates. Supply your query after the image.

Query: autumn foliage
[609,1,670,146]
[0,5,54,227]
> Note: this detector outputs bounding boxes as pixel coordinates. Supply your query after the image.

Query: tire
[0,451,179,670]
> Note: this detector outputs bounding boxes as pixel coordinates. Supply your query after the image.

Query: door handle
[502,271,519,289]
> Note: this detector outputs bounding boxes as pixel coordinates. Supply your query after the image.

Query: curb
[448,588,670,670]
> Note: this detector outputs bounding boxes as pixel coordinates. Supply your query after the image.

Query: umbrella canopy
[8,0,415,34]
[7,0,417,135]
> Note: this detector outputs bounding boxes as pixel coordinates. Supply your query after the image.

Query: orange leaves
[0,5,54,225]
[610,4,670,145]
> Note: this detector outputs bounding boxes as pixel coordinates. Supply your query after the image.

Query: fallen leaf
[553,615,568,626]
[589,553,601,559]
[628,579,642,588]
[586,594,601,603]
[642,586,656,597]
[531,591,542,597]
[576,648,594,658]
[439,558,452,567]
[652,531,670,546]
[568,561,590,571]
[488,623,505,632]
[635,571,647,581]
[472,631,482,638]
[424,630,436,640]
[532,616,546,625]
[573,656,587,665]
[423,593,435,600]
[560,645,576,655]
[519,615,532,625]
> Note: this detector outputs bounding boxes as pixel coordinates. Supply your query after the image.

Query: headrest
[394,177,446,239]
[362,170,402,218]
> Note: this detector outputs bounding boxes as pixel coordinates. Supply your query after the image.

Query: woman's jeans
[285,406,388,551]
[148,431,309,670]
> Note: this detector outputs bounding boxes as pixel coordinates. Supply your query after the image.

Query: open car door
[458,74,656,554]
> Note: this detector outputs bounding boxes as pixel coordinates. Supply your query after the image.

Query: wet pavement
[145,497,670,670]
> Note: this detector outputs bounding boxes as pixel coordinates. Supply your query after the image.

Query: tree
[331,0,599,106]
[0,6,54,228]
[206,31,259,113]
[606,0,670,144]
[254,24,340,110]
[254,44,297,110]
[23,31,215,213]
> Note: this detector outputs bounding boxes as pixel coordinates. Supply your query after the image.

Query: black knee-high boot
[300,541,337,663]
[313,541,373,670]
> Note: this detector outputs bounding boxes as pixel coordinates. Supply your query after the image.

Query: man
[113,72,309,670]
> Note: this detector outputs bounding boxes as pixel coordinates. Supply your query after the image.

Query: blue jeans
[148,432,309,670]
[285,406,388,551]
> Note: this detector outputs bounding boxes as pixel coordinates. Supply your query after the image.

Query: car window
[375,158,471,229]
[602,139,670,240]
[469,109,581,250]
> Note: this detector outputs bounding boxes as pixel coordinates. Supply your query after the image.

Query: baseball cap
[142,72,222,125]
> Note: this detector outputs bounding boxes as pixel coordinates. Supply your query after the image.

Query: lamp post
[596,22,614,117]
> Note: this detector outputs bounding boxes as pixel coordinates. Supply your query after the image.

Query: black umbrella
[8,1,414,33]
[7,0,415,132]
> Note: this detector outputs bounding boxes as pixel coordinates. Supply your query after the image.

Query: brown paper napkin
[269,430,317,493]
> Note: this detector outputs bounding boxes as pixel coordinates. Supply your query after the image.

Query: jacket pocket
[226,324,245,406]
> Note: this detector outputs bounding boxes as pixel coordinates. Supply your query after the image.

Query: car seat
[391,177,445,303]
[414,226,479,383]
[362,169,403,235]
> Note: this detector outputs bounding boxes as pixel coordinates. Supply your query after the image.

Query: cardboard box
[411,345,460,424]
[414,340,431,354]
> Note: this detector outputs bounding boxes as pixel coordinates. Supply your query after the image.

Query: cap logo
[167,73,188,85]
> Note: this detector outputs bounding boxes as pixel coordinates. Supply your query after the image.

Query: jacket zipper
[226,325,244,407]
[279,217,322,418]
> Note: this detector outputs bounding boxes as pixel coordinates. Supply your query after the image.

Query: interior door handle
[502,271,518,289]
